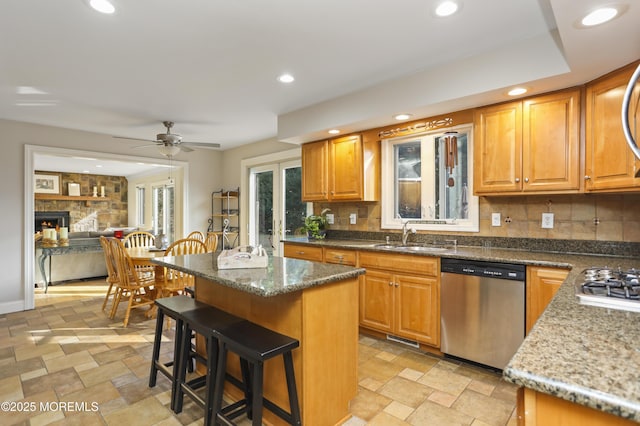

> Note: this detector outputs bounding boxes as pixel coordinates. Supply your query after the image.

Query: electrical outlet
[325,213,334,225]
[491,213,501,227]
[541,213,554,229]
[349,213,357,225]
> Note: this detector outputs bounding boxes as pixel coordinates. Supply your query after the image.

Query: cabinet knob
[515,178,520,183]
[395,282,400,287]
[584,175,591,180]
[388,281,394,286]
[524,177,529,183]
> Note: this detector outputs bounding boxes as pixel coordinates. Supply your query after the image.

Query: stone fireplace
[35,211,70,232]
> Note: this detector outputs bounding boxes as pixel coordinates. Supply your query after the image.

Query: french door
[151,182,175,242]
[249,160,307,256]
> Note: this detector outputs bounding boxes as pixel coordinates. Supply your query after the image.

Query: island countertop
[151,252,366,297]
[284,237,640,421]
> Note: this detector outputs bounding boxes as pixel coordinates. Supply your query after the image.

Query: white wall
[221,137,296,189]
[1,118,222,314]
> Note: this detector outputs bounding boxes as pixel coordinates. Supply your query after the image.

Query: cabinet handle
[515,178,520,183]
[389,281,393,286]
[297,251,305,255]
[395,282,400,287]
[584,175,591,180]
[524,177,529,183]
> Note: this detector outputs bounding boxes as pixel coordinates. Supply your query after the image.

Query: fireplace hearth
[35,211,70,232]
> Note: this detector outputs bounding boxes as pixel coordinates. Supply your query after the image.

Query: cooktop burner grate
[575,267,640,312]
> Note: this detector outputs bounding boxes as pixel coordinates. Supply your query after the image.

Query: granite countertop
[284,237,640,421]
[151,252,365,297]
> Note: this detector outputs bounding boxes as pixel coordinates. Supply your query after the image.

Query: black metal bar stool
[148,295,209,410]
[173,306,245,425]
[211,320,302,426]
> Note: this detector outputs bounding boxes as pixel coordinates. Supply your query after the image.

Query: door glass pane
[395,142,421,219]
[255,171,274,254]
[152,184,175,242]
[283,166,305,237]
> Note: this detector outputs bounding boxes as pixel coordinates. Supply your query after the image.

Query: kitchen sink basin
[372,243,448,252]
[373,243,402,249]
[399,245,448,252]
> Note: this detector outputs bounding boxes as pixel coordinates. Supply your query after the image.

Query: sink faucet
[401,221,417,245]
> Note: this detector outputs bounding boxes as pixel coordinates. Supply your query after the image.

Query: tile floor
[0,280,518,425]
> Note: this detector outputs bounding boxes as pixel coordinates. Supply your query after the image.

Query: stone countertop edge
[284,237,640,421]
[151,252,365,298]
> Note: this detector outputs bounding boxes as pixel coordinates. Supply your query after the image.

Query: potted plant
[304,208,331,240]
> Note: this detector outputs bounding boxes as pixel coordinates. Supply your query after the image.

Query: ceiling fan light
[158,144,180,157]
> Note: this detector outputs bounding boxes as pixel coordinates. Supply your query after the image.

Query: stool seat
[174,306,245,424]
[149,295,211,411]
[212,321,301,426]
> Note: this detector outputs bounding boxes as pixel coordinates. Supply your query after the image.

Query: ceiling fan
[114,121,221,156]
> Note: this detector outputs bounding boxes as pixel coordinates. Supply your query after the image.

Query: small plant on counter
[304,208,331,240]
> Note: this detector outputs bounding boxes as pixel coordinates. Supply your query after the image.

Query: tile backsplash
[315,193,640,243]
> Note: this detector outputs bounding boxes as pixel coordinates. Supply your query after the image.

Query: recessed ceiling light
[508,87,528,96]
[88,0,115,14]
[581,7,618,26]
[277,73,295,83]
[394,113,412,121]
[96,165,103,168]
[435,1,460,17]
[17,86,47,95]
[82,170,90,173]
[328,129,340,135]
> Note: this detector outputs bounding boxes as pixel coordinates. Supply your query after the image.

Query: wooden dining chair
[160,238,207,297]
[109,238,157,327]
[99,236,120,313]
[186,231,204,242]
[204,232,219,252]
[123,231,155,248]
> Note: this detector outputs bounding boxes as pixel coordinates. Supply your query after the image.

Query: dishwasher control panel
[441,258,526,281]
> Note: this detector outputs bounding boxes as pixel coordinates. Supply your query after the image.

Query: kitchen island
[152,253,366,426]
[283,237,640,424]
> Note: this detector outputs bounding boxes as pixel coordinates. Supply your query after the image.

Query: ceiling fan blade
[132,143,161,149]
[180,146,194,153]
[182,141,221,149]
[113,135,157,143]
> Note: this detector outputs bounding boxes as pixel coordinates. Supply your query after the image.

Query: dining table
[124,246,169,316]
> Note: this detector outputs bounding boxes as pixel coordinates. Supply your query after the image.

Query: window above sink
[380,123,479,232]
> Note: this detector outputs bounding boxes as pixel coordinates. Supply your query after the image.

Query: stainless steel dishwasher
[440,258,526,370]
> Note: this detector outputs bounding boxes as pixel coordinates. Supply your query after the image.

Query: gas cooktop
[575,267,640,312]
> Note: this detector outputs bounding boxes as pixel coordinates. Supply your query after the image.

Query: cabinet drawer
[359,251,438,276]
[324,248,357,266]
[283,243,324,262]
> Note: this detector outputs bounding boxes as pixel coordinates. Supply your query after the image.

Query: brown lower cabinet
[525,266,569,334]
[358,252,440,346]
[517,388,636,426]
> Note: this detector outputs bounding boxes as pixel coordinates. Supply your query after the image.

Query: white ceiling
[3,0,640,172]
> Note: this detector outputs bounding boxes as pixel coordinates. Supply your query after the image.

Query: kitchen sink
[372,243,449,252]
[399,245,448,253]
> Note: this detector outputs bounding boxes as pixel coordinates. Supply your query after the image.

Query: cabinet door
[526,266,568,334]
[474,101,523,193]
[329,135,364,201]
[523,90,581,192]
[301,140,329,201]
[586,64,640,191]
[395,274,440,346]
[359,269,394,333]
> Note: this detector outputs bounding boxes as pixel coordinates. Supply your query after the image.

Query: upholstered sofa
[35,228,139,286]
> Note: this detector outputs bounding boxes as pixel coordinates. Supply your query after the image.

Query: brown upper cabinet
[585,62,640,192]
[302,134,378,202]
[474,89,581,195]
